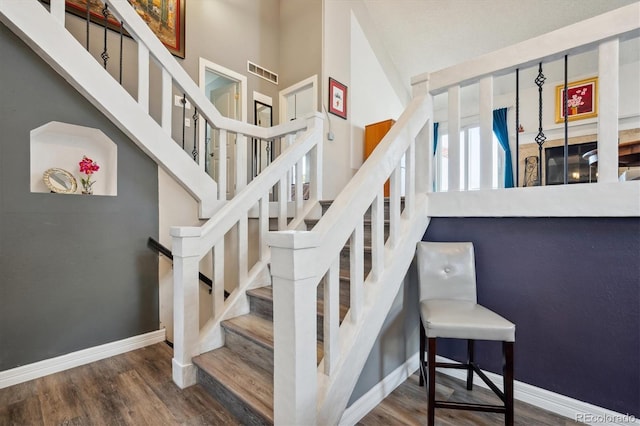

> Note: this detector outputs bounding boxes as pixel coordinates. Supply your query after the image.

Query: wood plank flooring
[358,372,584,426]
[0,343,241,426]
[1,342,582,425]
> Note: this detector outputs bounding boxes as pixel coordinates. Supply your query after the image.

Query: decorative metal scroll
[534,63,546,183]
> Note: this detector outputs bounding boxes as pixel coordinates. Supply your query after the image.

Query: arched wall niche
[30,121,117,196]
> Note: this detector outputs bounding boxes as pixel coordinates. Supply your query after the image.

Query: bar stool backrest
[416,241,478,304]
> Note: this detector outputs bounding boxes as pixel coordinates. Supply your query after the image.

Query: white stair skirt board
[0,329,166,389]
[340,352,638,426]
[433,355,639,426]
[340,353,420,426]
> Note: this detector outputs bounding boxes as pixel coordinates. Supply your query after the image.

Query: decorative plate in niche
[42,168,78,194]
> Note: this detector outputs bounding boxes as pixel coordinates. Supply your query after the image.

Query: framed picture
[555,77,597,123]
[64,0,186,58]
[328,78,348,119]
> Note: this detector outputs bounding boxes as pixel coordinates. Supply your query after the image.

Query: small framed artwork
[328,78,348,119]
[63,0,186,58]
[555,77,598,123]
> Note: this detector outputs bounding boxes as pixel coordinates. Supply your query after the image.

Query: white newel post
[170,227,202,389]
[267,231,320,425]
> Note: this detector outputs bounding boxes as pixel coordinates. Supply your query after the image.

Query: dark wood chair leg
[466,339,475,390]
[419,321,426,387]
[503,341,514,426]
[427,337,437,426]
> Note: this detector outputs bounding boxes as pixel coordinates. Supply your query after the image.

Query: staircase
[5,1,639,422]
[192,199,400,424]
[2,1,433,423]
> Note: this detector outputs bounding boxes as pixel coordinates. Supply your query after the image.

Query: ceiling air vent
[247,61,278,85]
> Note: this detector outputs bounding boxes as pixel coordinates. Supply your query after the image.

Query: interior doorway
[199,58,247,199]
[278,75,317,193]
[252,92,273,180]
[279,75,317,122]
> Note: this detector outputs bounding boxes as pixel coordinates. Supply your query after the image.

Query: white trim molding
[435,355,639,426]
[340,352,638,426]
[340,353,420,426]
[0,329,166,389]
[427,182,640,217]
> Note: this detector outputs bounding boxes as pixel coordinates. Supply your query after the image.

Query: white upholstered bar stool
[416,241,516,426]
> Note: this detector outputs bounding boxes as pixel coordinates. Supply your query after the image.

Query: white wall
[322,0,406,199]
[350,12,404,169]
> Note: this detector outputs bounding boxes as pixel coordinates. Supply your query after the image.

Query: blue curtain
[433,122,439,155]
[493,108,514,188]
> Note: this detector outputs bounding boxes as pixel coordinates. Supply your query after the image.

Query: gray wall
[348,264,420,406]
[279,0,322,105]
[0,24,159,370]
[423,217,640,417]
[182,0,282,125]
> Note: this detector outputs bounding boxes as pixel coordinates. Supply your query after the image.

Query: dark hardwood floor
[0,343,241,426]
[0,343,582,425]
[358,372,583,426]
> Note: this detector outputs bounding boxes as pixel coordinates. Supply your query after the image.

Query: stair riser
[320,201,405,217]
[249,295,273,321]
[306,220,390,245]
[223,328,274,373]
[340,247,372,277]
[317,279,351,310]
[248,288,350,342]
[197,369,272,426]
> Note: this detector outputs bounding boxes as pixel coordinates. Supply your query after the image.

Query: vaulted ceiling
[360,0,639,92]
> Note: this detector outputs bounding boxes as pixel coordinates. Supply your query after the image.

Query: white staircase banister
[170,114,324,257]
[267,93,432,425]
[307,94,430,277]
[105,0,309,141]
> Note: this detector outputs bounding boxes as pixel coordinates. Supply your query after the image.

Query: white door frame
[198,58,248,173]
[278,74,318,124]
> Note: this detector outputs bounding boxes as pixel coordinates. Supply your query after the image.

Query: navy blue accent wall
[424,217,640,416]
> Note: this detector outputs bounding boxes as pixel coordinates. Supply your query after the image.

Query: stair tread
[246,286,273,302]
[193,347,274,422]
[222,313,274,349]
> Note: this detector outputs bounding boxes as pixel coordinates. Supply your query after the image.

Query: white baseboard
[340,353,420,426]
[340,352,638,426]
[0,329,166,389]
[435,355,639,426]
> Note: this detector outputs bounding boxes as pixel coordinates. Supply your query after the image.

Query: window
[436,126,503,191]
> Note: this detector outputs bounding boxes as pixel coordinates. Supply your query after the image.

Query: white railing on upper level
[411,2,640,218]
[0,0,311,218]
[169,113,324,388]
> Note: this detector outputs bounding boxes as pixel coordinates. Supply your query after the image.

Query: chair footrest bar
[434,400,507,414]
[435,362,470,370]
